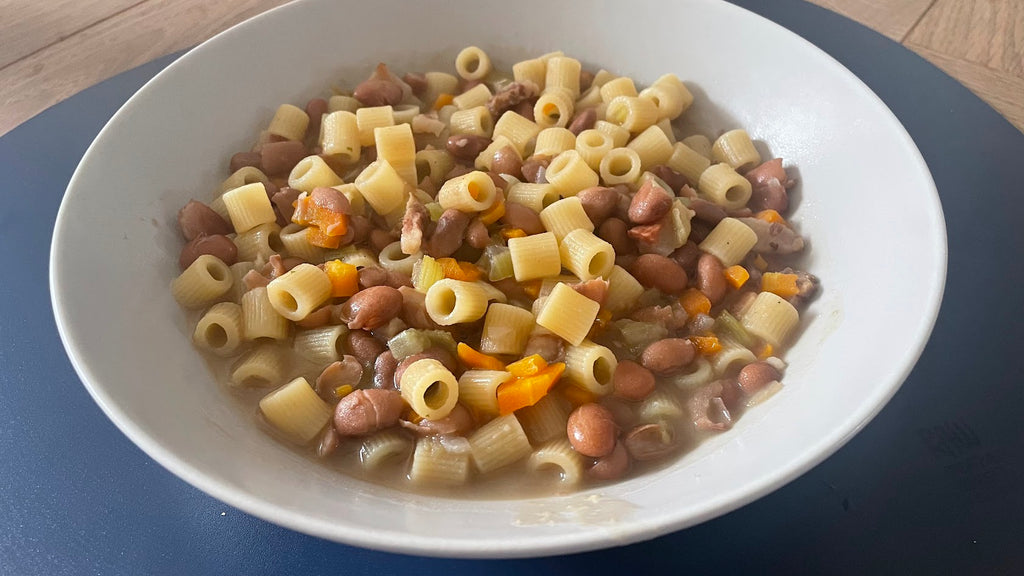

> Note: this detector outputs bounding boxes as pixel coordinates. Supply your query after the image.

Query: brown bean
[696,253,727,304]
[271,187,302,223]
[737,362,781,396]
[567,108,597,135]
[628,179,674,224]
[340,286,403,330]
[260,140,307,176]
[346,330,385,366]
[512,99,536,122]
[567,403,618,458]
[577,186,619,226]
[295,304,334,329]
[427,208,470,257]
[179,234,237,270]
[587,441,630,481]
[178,200,232,241]
[641,338,696,375]
[579,70,595,92]
[522,334,565,363]
[369,229,395,253]
[333,388,403,436]
[310,186,350,214]
[597,217,634,255]
[612,360,656,402]
[400,403,474,436]
[690,198,727,224]
[465,218,491,249]
[649,165,689,194]
[316,426,340,458]
[304,98,328,139]
[373,350,398,390]
[501,202,545,235]
[403,72,428,96]
[623,424,676,461]
[571,279,609,306]
[520,155,551,184]
[630,254,688,294]
[315,356,364,399]
[669,241,701,277]
[446,134,491,162]
[491,145,523,178]
[229,151,262,173]
[353,63,404,107]
[242,270,270,290]
[487,171,508,190]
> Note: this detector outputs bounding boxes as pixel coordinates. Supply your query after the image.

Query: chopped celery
[388,329,433,361]
[387,328,458,361]
[614,319,668,356]
[715,310,755,348]
[485,245,514,282]
[412,254,444,293]
[424,201,444,222]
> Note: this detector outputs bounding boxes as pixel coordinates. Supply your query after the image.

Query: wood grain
[804,0,935,41]
[0,0,291,136]
[0,0,1022,137]
[907,42,1024,132]
[0,0,144,69]
[906,0,1024,76]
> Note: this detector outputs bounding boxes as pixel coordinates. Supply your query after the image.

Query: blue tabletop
[2,1,1023,573]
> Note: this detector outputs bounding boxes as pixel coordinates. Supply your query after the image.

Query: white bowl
[50,0,946,558]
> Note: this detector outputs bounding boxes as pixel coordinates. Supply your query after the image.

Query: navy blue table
[2,1,1023,573]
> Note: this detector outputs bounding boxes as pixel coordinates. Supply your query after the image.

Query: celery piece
[388,329,433,361]
[388,328,458,361]
[614,319,668,356]
[715,310,755,348]
[424,330,458,356]
[424,202,444,222]
[412,254,444,293]
[485,245,514,282]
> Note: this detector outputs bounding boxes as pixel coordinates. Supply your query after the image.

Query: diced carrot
[521,279,542,299]
[679,288,712,317]
[723,265,750,289]
[291,195,314,225]
[433,93,455,110]
[761,272,800,298]
[457,343,506,371]
[506,354,548,378]
[316,209,348,237]
[479,198,506,226]
[501,227,527,239]
[334,384,354,399]
[496,363,565,415]
[753,254,768,271]
[755,209,788,226]
[560,384,598,407]
[437,258,482,282]
[306,225,342,249]
[689,335,722,355]
[758,343,774,360]
[324,259,359,297]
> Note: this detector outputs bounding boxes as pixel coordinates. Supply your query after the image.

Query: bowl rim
[49,0,947,558]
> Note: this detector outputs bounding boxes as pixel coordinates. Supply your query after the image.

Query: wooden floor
[0,0,1021,137]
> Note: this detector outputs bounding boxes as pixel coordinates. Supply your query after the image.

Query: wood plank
[907,42,1024,132]
[0,0,291,137]
[0,0,145,69]
[803,0,935,41]
[905,0,1024,76]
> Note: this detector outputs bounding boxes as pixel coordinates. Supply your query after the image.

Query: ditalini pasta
[171,49,818,496]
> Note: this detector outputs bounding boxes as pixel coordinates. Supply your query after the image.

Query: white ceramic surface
[50,0,946,558]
